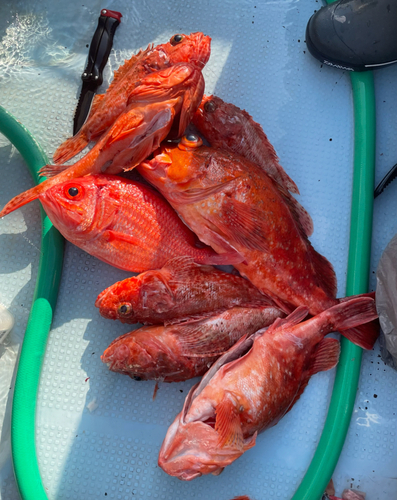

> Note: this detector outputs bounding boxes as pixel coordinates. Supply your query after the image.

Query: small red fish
[101,305,285,382]
[54,32,211,164]
[95,256,277,324]
[35,174,242,272]
[193,94,300,195]
[158,297,378,480]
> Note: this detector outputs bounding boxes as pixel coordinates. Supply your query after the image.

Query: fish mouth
[158,415,246,480]
[141,144,173,170]
[95,288,119,320]
[41,190,85,230]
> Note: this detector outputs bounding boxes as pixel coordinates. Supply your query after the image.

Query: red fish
[158,297,378,480]
[95,256,277,324]
[54,32,211,164]
[101,305,285,382]
[193,94,300,195]
[138,136,332,312]
[35,174,242,272]
[0,37,211,219]
[138,136,379,340]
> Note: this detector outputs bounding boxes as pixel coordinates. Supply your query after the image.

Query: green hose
[291,8,376,500]
[0,106,64,500]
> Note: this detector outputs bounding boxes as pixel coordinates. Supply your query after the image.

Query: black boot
[306,0,397,71]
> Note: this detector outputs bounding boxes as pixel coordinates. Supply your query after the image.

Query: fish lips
[158,412,250,480]
[40,190,84,229]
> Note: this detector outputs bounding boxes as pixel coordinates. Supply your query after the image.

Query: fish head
[158,409,253,480]
[96,269,176,323]
[163,32,211,69]
[95,276,141,323]
[139,135,209,193]
[192,95,240,146]
[101,328,161,376]
[39,175,113,239]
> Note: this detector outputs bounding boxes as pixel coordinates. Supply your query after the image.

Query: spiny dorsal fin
[107,44,154,93]
[272,178,337,298]
[162,256,215,283]
[266,306,309,335]
[90,93,105,116]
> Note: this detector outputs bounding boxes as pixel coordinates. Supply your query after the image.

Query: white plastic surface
[0,1,397,499]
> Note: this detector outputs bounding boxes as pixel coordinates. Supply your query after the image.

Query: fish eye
[65,185,84,199]
[118,303,132,316]
[170,34,183,45]
[204,100,217,113]
[179,134,203,150]
[68,187,79,197]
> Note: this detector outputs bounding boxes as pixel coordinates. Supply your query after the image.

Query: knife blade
[73,8,122,135]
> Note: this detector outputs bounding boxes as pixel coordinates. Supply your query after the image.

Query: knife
[73,8,122,135]
[374,161,397,198]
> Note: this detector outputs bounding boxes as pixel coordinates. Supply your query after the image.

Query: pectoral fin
[102,230,141,246]
[215,391,244,450]
[203,198,270,253]
[177,320,233,357]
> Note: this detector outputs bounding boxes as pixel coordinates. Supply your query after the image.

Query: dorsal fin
[107,44,154,93]
[90,93,105,116]
[161,256,214,280]
[275,180,337,298]
[266,306,309,334]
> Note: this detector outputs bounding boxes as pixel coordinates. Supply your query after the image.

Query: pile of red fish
[0,32,379,481]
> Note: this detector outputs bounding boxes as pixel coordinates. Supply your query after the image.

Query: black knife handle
[82,9,122,87]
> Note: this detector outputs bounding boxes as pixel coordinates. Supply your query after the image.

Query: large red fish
[35,174,242,272]
[0,36,211,219]
[158,297,378,480]
[96,256,277,324]
[54,32,211,164]
[101,305,285,382]
[193,94,300,196]
[138,136,379,340]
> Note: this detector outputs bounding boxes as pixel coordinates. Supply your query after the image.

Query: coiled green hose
[0,106,64,500]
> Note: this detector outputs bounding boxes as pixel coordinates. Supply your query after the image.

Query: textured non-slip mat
[1,1,397,499]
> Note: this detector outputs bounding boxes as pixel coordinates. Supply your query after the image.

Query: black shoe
[306,0,397,71]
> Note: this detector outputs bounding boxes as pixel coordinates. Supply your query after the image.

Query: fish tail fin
[0,182,47,217]
[0,164,84,217]
[339,320,380,351]
[53,130,89,164]
[330,297,380,350]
